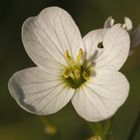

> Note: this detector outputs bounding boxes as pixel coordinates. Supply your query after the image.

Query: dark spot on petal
[97,42,104,48]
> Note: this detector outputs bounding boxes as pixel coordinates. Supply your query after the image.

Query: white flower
[104,16,140,54]
[8,7,130,122]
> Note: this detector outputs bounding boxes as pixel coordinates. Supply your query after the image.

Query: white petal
[83,29,108,59]
[131,25,140,48]
[122,17,133,31]
[22,7,84,70]
[72,69,129,122]
[104,16,114,28]
[95,25,130,70]
[8,67,75,115]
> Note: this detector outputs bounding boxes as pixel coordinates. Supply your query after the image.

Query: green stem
[38,116,57,135]
[103,119,112,140]
[88,118,113,140]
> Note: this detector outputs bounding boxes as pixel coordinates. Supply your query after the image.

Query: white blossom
[8,7,130,122]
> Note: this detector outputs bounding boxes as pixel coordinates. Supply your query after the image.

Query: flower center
[63,49,93,89]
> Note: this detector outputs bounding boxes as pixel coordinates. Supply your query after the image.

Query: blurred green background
[0,0,140,140]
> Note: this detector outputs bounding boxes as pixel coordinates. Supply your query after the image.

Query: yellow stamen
[65,50,76,67]
[63,49,92,89]
[74,69,81,79]
[63,68,71,78]
[77,48,83,63]
[64,50,71,61]
[82,71,90,80]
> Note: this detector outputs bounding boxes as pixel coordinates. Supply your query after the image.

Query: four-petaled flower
[8,7,130,122]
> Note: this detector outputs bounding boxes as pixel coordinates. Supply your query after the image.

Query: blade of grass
[127,111,140,140]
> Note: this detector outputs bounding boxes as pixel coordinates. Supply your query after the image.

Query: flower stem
[88,119,113,140]
[39,116,57,135]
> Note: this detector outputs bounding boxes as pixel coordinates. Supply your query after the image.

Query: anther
[63,68,71,78]
[77,48,84,63]
[64,50,71,61]
[82,71,90,80]
[64,50,76,67]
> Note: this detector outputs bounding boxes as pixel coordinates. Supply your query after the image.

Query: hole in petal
[97,42,104,49]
